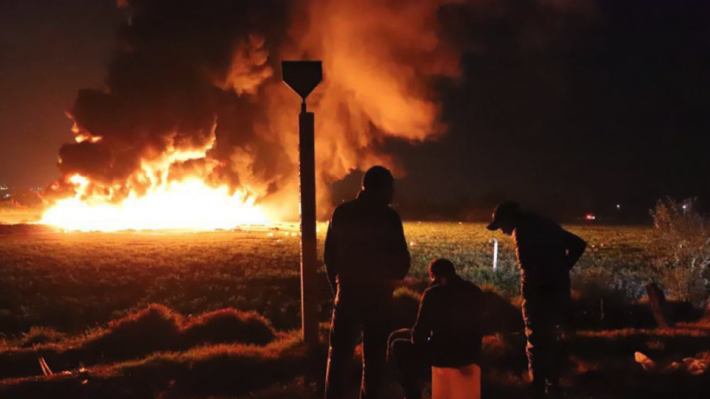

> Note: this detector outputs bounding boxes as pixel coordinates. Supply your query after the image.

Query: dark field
[0,222,653,334]
[0,222,708,398]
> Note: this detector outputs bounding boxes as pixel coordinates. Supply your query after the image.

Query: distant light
[616,204,621,210]
[585,213,596,221]
[682,204,688,211]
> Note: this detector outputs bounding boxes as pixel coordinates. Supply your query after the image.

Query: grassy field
[0,221,708,398]
[0,222,654,335]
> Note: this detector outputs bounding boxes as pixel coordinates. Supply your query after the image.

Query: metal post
[281,60,322,349]
[299,101,319,348]
[490,238,499,271]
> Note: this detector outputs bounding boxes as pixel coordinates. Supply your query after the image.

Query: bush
[0,305,279,381]
[79,305,277,361]
[182,308,276,346]
[19,327,66,348]
[84,304,182,360]
[0,335,306,399]
[649,198,710,302]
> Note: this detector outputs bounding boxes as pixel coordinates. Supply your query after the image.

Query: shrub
[19,327,65,348]
[182,308,276,346]
[0,305,279,381]
[649,198,710,302]
[0,335,306,399]
[83,304,182,360]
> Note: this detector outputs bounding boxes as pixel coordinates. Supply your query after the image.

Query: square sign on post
[282,61,323,108]
[282,61,322,348]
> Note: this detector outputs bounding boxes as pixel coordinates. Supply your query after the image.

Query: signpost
[282,61,322,348]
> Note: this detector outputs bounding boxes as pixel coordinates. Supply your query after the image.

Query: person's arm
[563,230,587,270]
[388,212,411,280]
[412,290,434,346]
[323,211,339,295]
[514,226,535,272]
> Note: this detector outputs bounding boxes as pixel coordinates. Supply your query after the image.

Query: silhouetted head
[487,201,521,236]
[361,166,394,205]
[429,258,457,284]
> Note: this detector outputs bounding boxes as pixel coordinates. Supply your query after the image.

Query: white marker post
[489,238,498,271]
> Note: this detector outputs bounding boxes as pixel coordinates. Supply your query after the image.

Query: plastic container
[431,364,481,399]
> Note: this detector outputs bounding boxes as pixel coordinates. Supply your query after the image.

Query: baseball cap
[487,201,521,231]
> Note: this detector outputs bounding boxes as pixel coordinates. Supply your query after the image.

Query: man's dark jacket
[513,212,587,293]
[324,190,410,297]
[413,275,484,368]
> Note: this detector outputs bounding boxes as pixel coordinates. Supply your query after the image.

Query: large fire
[42,135,268,232]
[40,0,469,231]
[41,176,267,232]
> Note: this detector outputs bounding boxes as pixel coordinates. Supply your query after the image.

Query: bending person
[487,202,586,399]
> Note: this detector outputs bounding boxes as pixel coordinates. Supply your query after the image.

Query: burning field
[34,0,470,232]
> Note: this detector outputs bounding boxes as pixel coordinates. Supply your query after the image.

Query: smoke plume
[48,0,590,219]
[46,0,464,219]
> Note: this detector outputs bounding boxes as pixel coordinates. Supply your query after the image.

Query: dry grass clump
[83,304,182,359]
[0,304,277,381]
[19,327,66,348]
[0,334,306,399]
[182,308,276,346]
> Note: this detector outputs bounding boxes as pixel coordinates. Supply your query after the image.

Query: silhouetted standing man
[487,202,586,399]
[324,166,411,399]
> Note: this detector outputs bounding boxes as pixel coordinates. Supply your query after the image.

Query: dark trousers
[388,329,430,399]
[522,285,568,394]
[324,293,393,399]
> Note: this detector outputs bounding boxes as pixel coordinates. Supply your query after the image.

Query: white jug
[431,364,481,399]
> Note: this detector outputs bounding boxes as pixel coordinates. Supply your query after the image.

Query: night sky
[0,0,121,187]
[1,0,709,219]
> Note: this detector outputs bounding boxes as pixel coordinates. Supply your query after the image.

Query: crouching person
[389,259,485,399]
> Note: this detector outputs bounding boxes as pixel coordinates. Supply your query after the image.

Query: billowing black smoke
[53,0,292,201]
[48,0,593,219]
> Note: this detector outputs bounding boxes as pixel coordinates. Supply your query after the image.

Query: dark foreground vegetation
[0,298,708,399]
[0,212,709,397]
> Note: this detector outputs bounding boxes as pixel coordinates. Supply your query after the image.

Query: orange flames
[41,0,465,231]
[41,176,267,232]
[42,135,268,232]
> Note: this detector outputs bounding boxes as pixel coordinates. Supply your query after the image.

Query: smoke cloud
[48,0,590,219]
